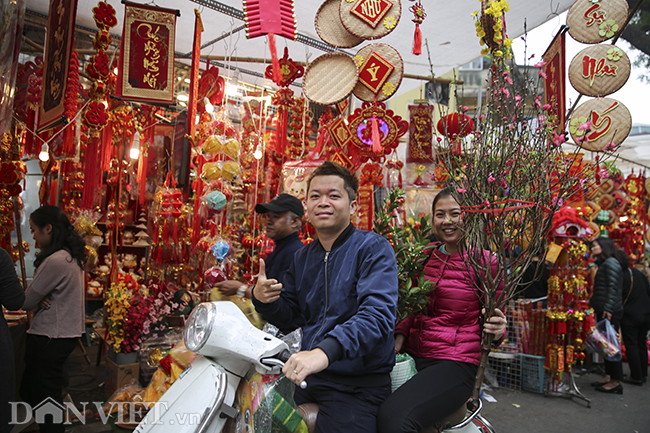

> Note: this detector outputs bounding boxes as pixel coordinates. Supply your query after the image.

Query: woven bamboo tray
[569,98,631,152]
[303,52,359,106]
[339,0,401,40]
[352,43,403,102]
[567,0,629,44]
[315,0,364,48]
[568,44,630,97]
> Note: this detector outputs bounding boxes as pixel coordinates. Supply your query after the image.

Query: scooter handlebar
[261,351,307,389]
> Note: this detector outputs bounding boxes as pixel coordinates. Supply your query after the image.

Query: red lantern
[436,113,475,156]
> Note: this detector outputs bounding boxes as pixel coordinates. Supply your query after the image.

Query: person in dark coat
[589,238,624,394]
[0,248,26,432]
[614,250,650,385]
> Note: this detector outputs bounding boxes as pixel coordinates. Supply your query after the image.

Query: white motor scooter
[135,301,495,433]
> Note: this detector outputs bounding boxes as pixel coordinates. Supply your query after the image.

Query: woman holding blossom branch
[378,189,506,433]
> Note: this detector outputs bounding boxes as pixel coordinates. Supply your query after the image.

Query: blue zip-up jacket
[253,223,398,383]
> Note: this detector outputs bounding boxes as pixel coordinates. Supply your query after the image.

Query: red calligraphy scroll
[407,101,434,163]
[116,1,178,104]
[38,0,79,132]
[542,27,567,135]
[187,9,204,140]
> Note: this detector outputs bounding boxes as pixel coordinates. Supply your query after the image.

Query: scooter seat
[297,403,319,433]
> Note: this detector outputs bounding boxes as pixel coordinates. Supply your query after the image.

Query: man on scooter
[215,193,305,304]
[253,161,398,433]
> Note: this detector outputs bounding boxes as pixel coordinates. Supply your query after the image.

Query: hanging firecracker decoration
[437,112,475,156]
[409,1,426,55]
[243,0,298,84]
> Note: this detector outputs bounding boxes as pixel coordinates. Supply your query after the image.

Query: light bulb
[39,143,50,161]
[204,97,214,113]
[253,144,263,160]
[130,132,140,160]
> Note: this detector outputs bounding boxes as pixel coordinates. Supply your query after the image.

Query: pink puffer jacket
[396,243,501,366]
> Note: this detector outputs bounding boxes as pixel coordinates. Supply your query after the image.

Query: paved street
[11,343,650,433]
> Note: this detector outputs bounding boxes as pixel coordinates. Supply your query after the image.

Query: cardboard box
[105,356,140,398]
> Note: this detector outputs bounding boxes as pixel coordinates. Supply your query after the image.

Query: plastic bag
[390,353,418,392]
[586,319,622,362]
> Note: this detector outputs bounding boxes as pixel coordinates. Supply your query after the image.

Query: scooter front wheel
[444,415,495,433]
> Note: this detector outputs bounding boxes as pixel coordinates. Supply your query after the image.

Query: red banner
[542,27,567,134]
[38,0,79,132]
[187,9,203,140]
[356,185,374,231]
[407,101,434,163]
[116,1,177,104]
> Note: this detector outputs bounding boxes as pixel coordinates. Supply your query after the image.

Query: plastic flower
[384,16,397,29]
[569,117,589,136]
[606,48,623,61]
[599,20,619,38]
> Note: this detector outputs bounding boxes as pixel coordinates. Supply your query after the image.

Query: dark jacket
[590,256,623,318]
[621,267,650,318]
[253,223,398,385]
[264,231,304,283]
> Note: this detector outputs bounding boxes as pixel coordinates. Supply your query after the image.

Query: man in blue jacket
[253,161,398,433]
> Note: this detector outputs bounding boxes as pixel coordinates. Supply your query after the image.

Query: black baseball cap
[255,193,304,217]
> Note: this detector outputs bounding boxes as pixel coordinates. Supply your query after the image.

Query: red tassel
[268,33,282,84]
[81,136,99,209]
[413,23,422,55]
[137,144,147,205]
[371,115,382,153]
[278,108,289,154]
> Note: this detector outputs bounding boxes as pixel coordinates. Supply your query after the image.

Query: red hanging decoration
[410,1,426,56]
[243,0,297,84]
[436,112,475,156]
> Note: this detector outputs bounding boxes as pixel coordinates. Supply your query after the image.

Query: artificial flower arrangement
[105,274,178,353]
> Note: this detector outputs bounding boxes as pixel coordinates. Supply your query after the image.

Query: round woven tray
[569,98,631,152]
[315,0,364,48]
[339,0,402,40]
[352,43,403,102]
[567,0,629,44]
[303,53,359,106]
[568,44,630,97]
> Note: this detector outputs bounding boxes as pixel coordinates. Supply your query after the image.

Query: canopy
[26,0,574,87]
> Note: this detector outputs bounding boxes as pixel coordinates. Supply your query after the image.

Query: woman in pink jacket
[378,188,506,433]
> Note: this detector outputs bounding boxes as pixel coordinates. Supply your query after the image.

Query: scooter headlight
[184,302,216,353]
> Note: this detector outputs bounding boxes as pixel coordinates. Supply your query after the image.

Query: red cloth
[396,243,503,366]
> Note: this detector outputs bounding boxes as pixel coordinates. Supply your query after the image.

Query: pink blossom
[539,71,547,79]
[437,137,443,142]
[503,88,510,98]
[534,61,546,68]
[479,115,485,121]
[543,104,552,110]
[604,141,617,152]
[552,132,566,146]
[599,169,610,179]
[539,115,547,123]
[506,77,513,85]
[456,188,467,194]
[578,121,592,131]
[488,173,496,183]
[515,95,522,102]
[534,97,541,108]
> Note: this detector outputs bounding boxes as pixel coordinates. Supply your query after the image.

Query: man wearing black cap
[215,193,305,301]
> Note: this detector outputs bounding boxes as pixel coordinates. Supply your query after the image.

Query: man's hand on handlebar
[282,348,329,387]
[253,259,283,303]
[482,308,507,340]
